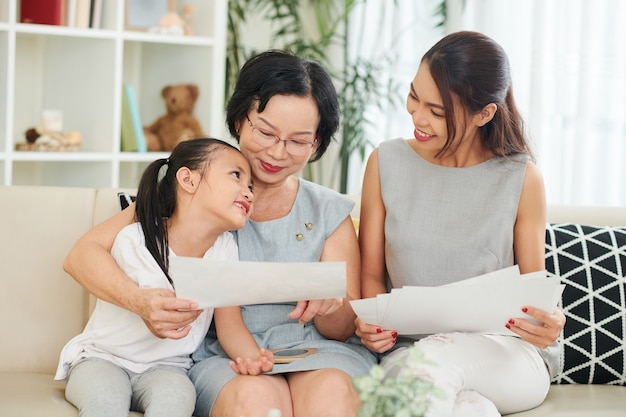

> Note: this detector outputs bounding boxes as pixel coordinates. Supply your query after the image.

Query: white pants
[382,333,550,417]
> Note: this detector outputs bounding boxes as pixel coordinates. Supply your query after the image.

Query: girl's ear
[475,103,497,127]
[176,167,199,193]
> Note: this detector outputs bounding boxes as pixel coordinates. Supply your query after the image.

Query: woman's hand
[507,306,566,349]
[229,348,274,375]
[354,317,397,353]
[136,288,202,339]
[288,298,343,324]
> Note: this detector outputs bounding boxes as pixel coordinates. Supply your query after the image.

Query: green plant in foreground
[353,347,444,417]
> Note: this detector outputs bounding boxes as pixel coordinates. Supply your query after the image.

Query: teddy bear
[143,83,203,152]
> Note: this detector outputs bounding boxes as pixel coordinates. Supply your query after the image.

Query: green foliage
[225,1,445,192]
[353,347,444,417]
[226,0,393,192]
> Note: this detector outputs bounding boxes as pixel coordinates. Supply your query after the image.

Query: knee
[213,376,289,416]
[290,370,359,417]
[310,369,354,394]
[412,333,470,368]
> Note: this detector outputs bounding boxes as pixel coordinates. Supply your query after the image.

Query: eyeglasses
[246,114,317,157]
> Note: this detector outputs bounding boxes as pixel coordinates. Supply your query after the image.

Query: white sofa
[0,185,625,416]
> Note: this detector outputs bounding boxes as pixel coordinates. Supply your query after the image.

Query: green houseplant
[225,1,448,192]
[353,346,443,417]
[225,0,406,193]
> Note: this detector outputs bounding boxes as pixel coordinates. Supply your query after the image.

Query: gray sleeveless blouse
[378,138,559,378]
[379,138,527,288]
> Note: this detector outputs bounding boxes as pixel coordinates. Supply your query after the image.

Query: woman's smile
[260,160,284,173]
[414,128,435,142]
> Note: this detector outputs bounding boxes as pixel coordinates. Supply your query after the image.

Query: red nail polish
[392,337,397,344]
[522,307,528,313]
[376,328,382,333]
[505,324,511,329]
[391,331,398,338]
[508,319,515,325]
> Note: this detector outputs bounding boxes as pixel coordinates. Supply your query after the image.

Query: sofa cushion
[0,186,95,374]
[0,372,145,417]
[546,223,626,385]
[504,384,626,416]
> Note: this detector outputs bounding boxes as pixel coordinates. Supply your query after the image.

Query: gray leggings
[65,357,196,417]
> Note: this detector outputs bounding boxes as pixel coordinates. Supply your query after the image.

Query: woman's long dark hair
[134,137,240,286]
[422,31,534,161]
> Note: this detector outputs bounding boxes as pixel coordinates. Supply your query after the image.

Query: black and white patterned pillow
[546,223,626,385]
[118,192,136,210]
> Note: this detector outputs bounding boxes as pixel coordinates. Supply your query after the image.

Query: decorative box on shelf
[14,128,82,152]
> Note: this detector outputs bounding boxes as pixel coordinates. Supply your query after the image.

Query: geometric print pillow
[545,223,626,385]
[118,192,136,210]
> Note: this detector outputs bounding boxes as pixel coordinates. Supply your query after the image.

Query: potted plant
[353,346,443,417]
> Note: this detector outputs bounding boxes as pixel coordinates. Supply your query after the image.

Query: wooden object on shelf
[15,143,81,152]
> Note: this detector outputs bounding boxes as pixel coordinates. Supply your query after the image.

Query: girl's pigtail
[136,157,175,287]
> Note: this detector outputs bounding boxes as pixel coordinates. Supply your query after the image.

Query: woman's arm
[288,214,362,341]
[508,162,566,348]
[359,148,389,298]
[215,306,273,375]
[64,206,137,305]
[63,204,201,339]
[513,162,547,274]
[354,148,397,352]
[310,215,363,341]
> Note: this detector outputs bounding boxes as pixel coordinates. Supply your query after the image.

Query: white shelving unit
[0,0,227,188]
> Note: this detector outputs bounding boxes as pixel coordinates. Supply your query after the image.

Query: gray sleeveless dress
[378,138,558,376]
[189,178,377,416]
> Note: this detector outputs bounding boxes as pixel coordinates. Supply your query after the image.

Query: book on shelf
[20,0,66,26]
[74,0,90,28]
[66,0,77,27]
[121,85,147,153]
[66,0,102,28]
[89,0,103,29]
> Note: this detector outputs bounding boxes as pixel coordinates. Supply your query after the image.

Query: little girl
[55,138,271,417]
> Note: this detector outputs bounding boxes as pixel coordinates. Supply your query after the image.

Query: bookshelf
[0,0,228,188]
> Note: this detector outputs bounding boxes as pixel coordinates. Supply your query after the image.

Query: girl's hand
[506,306,566,349]
[288,298,343,324]
[354,317,397,353]
[228,348,274,375]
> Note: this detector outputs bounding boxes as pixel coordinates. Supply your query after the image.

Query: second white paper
[350,267,564,336]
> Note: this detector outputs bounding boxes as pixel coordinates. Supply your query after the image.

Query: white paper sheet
[350,266,565,336]
[168,257,346,309]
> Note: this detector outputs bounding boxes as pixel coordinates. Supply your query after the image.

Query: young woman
[355,31,566,417]
[62,51,376,417]
[55,138,257,417]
